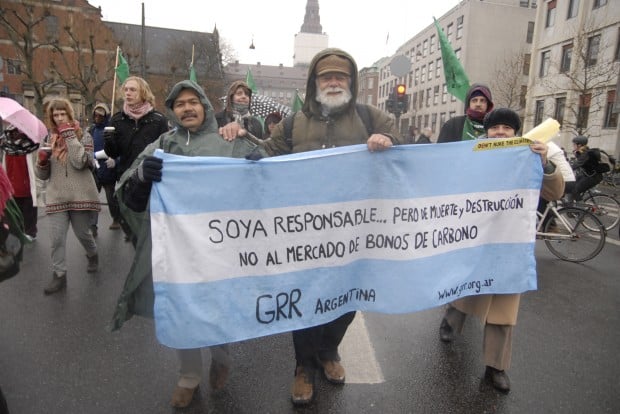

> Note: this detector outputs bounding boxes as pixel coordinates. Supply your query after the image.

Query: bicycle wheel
[582,193,620,231]
[543,207,606,262]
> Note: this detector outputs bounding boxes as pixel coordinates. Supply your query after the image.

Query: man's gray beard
[315,87,352,114]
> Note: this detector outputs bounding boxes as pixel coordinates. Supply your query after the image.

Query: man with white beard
[220,48,402,405]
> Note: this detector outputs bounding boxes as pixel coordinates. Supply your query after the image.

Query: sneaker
[86,254,98,273]
[109,221,121,230]
[209,359,229,391]
[44,273,66,295]
[318,359,345,384]
[170,385,197,408]
[291,366,314,405]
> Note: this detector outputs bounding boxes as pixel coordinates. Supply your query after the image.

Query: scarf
[50,121,82,165]
[123,101,153,120]
[461,118,486,141]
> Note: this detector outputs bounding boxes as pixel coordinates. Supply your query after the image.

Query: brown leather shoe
[209,359,229,391]
[485,366,511,392]
[170,385,197,408]
[319,359,345,384]
[291,366,314,405]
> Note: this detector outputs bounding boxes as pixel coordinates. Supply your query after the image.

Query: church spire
[300,0,322,34]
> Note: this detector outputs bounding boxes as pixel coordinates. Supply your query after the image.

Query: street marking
[340,312,385,384]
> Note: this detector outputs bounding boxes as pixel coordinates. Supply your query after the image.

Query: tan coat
[453,165,564,326]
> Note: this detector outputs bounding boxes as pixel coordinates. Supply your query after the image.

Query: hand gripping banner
[149,140,542,348]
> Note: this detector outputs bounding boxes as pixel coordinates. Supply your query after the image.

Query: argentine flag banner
[150,139,542,349]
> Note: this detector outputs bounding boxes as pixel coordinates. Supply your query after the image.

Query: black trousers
[14,196,37,238]
[292,311,356,367]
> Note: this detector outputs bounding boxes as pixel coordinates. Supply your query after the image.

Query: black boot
[86,254,98,273]
[44,273,66,295]
[485,366,511,392]
[439,318,455,342]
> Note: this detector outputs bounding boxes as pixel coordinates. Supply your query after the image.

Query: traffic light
[395,84,408,113]
[386,90,396,113]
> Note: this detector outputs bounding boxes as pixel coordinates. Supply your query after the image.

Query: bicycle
[537,201,606,262]
[562,188,620,231]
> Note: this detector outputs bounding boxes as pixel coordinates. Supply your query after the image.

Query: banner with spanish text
[150,140,542,349]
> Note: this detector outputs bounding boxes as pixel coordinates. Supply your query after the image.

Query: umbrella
[221,94,292,118]
[0,97,48,143]
[251,94,292,118]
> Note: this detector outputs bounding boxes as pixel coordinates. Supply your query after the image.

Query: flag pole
[110,46,120,115]
[191,44,195,66]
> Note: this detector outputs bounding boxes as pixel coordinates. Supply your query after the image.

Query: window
[539,50,550,77]
[604,90,618,128]
[45,15,58,40]
[545,0,556,28]
[526,22,535,43]
[455,48,462,60]
[430,35,436,53]
[6,59,22,75]
[442,84,448,103]
[436,58,441,78]
[523,53,531,76]
[367,78,374,88]
[421,66,426,84]
[554,97,566,126]
[534,100,545,125]
[426,88,432,106]
[412,92,418,108]
[456,16,464,39]
[616,28,620,61]
[440,112,447,126]
[449,111,456,119]
[431,114,437,131]
[520,0,530,7]
[520,86,527,109]
[424,114,429,127]
[428,61,434,81]
[414,68,420,85]
[567,0,579,19]
[447,23,453,41]
[561,44,573,72]
[577,94,591,129]
[593,0,607,9]
[416,44,422,61]
[586,35,601,66]
[423,40,428,56]
[419,90,424,109]
[417,116,423,128]
[433,86,439,105]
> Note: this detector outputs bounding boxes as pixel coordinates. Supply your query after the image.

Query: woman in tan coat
[438,108,564,392]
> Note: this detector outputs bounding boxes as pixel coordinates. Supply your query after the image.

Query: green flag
[291,90,303,112]
[434,18,470,102]
[115,49,130,84]
[245,68,257,94]
[189,62,197,82]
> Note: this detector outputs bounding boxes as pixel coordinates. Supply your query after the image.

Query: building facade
[524,0,619,154]
[376,0,537,139]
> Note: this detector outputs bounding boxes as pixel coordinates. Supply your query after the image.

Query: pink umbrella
[0,97,48,143]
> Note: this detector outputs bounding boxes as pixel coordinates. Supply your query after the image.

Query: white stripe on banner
[150,140,543,349]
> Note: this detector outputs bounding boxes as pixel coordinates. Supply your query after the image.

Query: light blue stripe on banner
[150,141,543,215]
[150,141,542,349]
[153,242,536,349]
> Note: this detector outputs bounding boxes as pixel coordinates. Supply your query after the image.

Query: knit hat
[93,103,110,117]
[315,54,352,76]
[483,108,521,133]
[465,84,494,111]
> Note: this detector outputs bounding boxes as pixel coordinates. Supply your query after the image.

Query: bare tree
[0,3,57,117]
[539,19,617,137]
[490,50,530,112]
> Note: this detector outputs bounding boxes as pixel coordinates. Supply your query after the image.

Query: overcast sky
[93,0,461,68]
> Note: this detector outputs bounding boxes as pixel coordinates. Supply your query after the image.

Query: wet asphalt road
[0,205,618,414]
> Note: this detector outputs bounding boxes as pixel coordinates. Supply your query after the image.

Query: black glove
[137,156,163,183]
[103,128,116,144]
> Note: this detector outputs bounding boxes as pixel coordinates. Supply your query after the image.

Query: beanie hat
[572,135,588,145]
[315,54,352,76]
[93,103,110,117]
[483,108,521,133]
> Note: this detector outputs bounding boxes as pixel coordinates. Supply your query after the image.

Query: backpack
[283,103,374,147]
[595,149,615,173]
